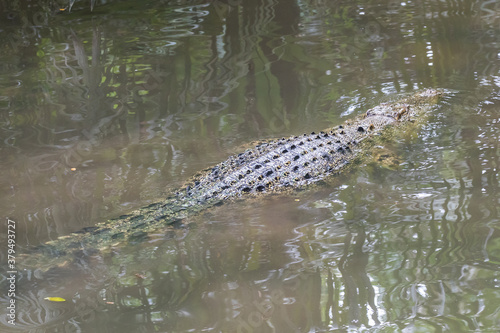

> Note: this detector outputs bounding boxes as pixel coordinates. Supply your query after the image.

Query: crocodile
[21,89,444,268]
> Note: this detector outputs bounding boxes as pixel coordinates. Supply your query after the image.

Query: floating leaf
[44,297,66,302]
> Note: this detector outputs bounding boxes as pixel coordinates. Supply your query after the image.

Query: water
[1,0,500,331]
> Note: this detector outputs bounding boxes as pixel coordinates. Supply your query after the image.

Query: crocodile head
[399,88,444,120]
[366,88,443,122]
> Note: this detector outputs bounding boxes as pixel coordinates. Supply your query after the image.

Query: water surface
[1,0,500,332]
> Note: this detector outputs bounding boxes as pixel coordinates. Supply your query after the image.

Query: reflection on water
[1,0,500,331]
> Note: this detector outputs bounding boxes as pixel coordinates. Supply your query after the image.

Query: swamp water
[1,0,500,332]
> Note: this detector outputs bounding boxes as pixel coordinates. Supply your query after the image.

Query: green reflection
[1,0,500,332]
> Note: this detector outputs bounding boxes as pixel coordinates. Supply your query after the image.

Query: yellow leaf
[44,297,66,302]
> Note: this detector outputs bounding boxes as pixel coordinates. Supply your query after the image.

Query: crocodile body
[180,88,443,201]
[23,89,444,268]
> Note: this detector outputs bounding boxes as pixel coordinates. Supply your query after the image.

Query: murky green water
[1,0,500,331]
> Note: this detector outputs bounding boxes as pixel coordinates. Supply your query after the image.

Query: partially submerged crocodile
[22,89,444,268]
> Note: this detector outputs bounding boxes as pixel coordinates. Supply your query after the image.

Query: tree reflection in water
[1,0,500,331]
